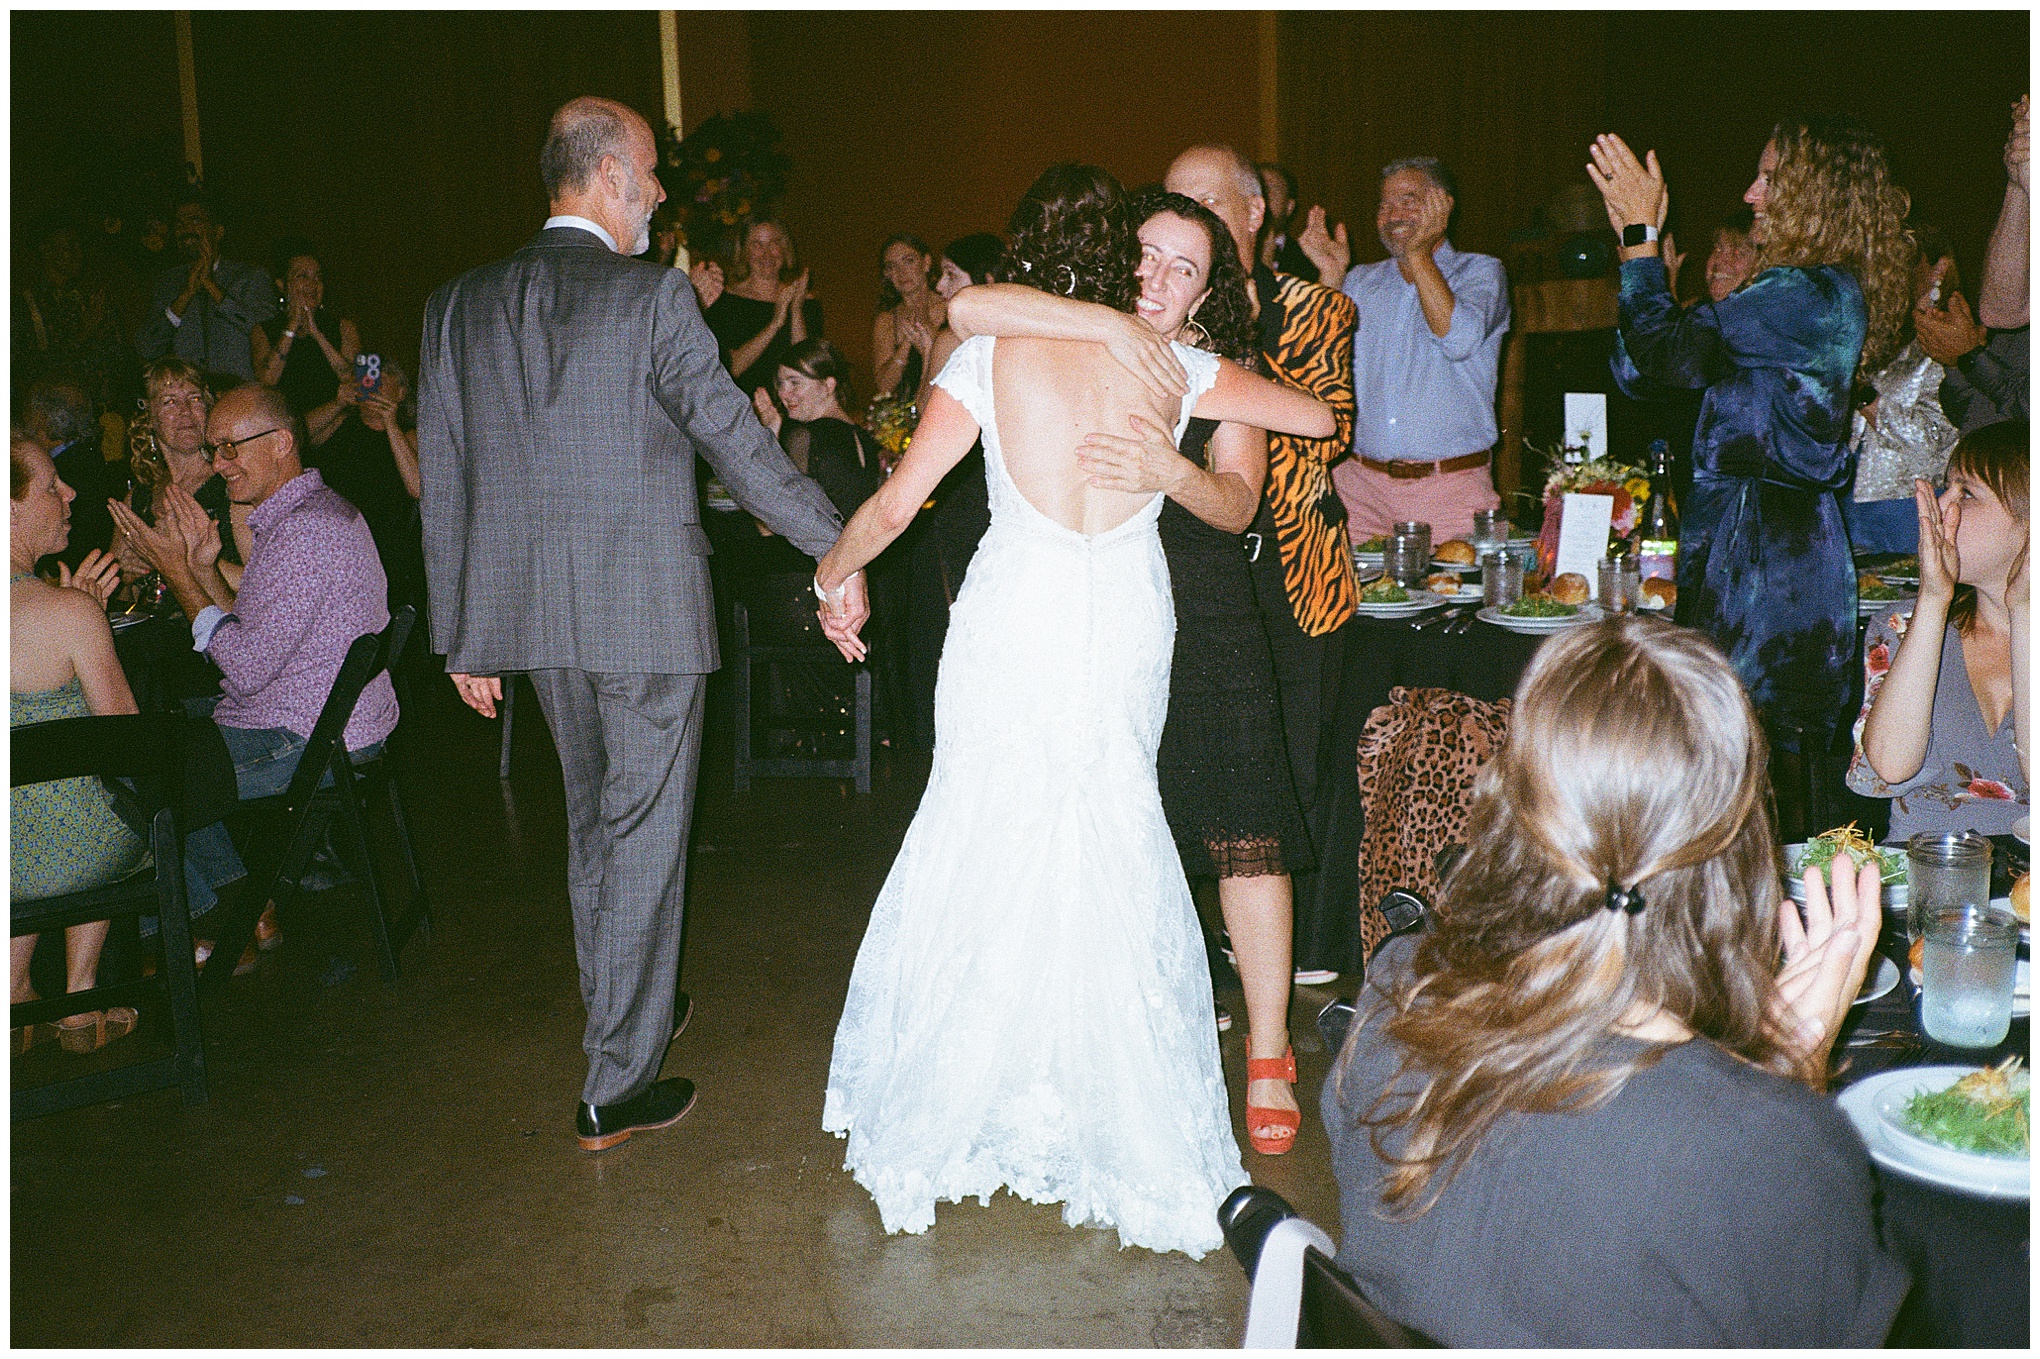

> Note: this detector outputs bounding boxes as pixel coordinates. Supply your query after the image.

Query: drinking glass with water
[1920,903,2020,1047]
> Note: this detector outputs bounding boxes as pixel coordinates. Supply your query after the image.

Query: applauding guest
[304,357,424,615]
[1593,117,1913,761]
[871,235,945,405]
[250,240,359,428]
[751,339,881,521]
[124,358,246,588]
[704,218,820,394]
[1849,421,2029,839]
[1317,157,1512,542]
[112,382,396,799]
[1326,616,1908,1346]
[1922,96,2029,435]
[134,192,275,381]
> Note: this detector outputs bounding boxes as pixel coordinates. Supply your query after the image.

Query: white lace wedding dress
[822,335,1248,1258]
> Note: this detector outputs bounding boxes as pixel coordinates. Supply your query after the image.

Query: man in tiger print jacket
[1166,144,1359,980]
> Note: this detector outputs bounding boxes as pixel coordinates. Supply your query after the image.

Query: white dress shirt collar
[543,214,618,253]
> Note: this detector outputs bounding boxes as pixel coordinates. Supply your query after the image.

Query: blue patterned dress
[1612,258,1865,747]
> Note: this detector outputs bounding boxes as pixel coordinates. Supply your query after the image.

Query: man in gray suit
[419,96,864,1151]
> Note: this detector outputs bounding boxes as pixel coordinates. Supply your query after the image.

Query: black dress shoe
[576,1077,698,1152]
[672,989,693,1043]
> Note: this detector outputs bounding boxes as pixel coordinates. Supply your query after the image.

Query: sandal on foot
[195,939,260,978]
[1245,1045,1300,1155]
[57,1007,139,1054]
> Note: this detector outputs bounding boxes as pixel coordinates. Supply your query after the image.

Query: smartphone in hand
[354,352,383,398]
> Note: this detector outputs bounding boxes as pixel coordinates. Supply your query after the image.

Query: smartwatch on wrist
[1621,224,1660,248]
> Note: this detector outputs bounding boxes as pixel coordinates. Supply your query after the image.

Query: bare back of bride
[812,165,1330,1257]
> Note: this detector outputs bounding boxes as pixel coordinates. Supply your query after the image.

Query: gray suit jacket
[418,226,843,675]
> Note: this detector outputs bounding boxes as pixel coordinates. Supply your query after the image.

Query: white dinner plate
[1430,556,1479,574]
[1855,955,1902,1006]
[2014,816,2029,845]
[1353,588,1448,619]
[1860,594,1913,616]
[1353,563,1384,586]
[1877,573,1920,589]
[1477,603,1601,634]
[1426,581,1485,602]
[108,612,151,633]
[1835,1066,2030,1201]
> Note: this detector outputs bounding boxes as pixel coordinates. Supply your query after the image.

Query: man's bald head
[541,96,649,201]
[1164,144,1266,275]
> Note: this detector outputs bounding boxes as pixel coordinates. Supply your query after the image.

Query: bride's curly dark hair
[995,163,1139,314]
[1124,187,1258,369]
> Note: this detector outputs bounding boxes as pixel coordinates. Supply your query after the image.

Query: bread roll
[1641,578,1676,609]
[1434,539,1477,565]
[1425,572,1463,594]
[2012,872,2030,924]
[1549,572,1591,605]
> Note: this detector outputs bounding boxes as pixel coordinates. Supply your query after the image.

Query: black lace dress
[1157,417,1314,878]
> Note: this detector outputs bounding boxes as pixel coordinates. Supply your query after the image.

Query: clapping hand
[57,550,121,606]
[896,311,935,356]
[158,483,221,573]
[107,498,186,577]
[1407,182,1454,260]
[1106,314,1189,408]
[1914,291,1987,366]
[1915,477,1962,604]
[1077,413,1189,496]
[751,385,783,437]
[1586,134,1669,238]
[1297,205,1351,282]
[1772,855,1882,1071]
[816,570,870,663]
[1660,230,1687,301]
[689,259,725,311]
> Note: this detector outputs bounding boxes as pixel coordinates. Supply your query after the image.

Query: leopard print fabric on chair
[1354,687,1513,962]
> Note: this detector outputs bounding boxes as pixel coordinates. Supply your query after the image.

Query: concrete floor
[11,671,1346,1347]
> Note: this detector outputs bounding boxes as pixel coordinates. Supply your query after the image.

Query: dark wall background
[1279,10,2029,296]
[13,10,2031,398]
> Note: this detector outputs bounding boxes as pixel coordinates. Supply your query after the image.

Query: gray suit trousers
[526,668,707,1106]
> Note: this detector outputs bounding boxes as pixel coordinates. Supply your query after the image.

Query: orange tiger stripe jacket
[1258,267,1359,636]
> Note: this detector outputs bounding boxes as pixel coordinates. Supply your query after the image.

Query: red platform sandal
[1245,1044,1300,1155]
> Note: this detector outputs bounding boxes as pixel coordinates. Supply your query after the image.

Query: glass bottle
[1638,439,1679,582]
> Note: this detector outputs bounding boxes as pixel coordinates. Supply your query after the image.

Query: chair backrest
[1354,686,1510,963]
[1221,1187,1436,1349]
[275,605,414,814]
[11,712,185,806]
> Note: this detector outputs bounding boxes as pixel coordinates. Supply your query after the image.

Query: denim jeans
[184,696,383,800]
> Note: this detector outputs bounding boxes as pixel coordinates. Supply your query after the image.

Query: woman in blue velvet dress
[1590,118,1914,748]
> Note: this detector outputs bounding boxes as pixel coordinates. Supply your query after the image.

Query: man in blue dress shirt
[1308,158,1511,542]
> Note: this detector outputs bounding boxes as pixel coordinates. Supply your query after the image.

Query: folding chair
[1219,1186,1437,1348]
[198,607,430,996]
[11,713,208,1118]
[731,582,871,794]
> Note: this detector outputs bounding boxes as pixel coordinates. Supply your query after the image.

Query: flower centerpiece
[1531,441,1652,576]
[656,111,791,254]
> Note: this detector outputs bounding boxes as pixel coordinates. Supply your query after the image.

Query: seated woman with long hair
[1848,420,2028,838]
[1325,616,1908,1346]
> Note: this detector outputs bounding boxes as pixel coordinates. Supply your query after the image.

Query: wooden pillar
[174,11,202,182]
[658,10,683,134]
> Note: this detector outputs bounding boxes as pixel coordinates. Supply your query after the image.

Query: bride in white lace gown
[811,165,1334,1258]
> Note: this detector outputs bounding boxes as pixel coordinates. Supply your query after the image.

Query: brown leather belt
[1358,450,1491,480]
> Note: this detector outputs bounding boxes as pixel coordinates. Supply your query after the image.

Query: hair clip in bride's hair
[1604,880,1646,915]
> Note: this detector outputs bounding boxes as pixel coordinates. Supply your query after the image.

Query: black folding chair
[198,606,430,997]
[11,713,208,1119]
[731,582,872,794]
[1219,1186,1437,1348]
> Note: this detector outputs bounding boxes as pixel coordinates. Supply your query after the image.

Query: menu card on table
[1554,492,1614,598]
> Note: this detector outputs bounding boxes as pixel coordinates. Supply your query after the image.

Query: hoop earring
[1053,263,1077,296]
[1179,318,1211,350]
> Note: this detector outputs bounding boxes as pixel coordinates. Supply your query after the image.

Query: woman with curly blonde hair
[1590,117,1907,766]
[121,357,247,585]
